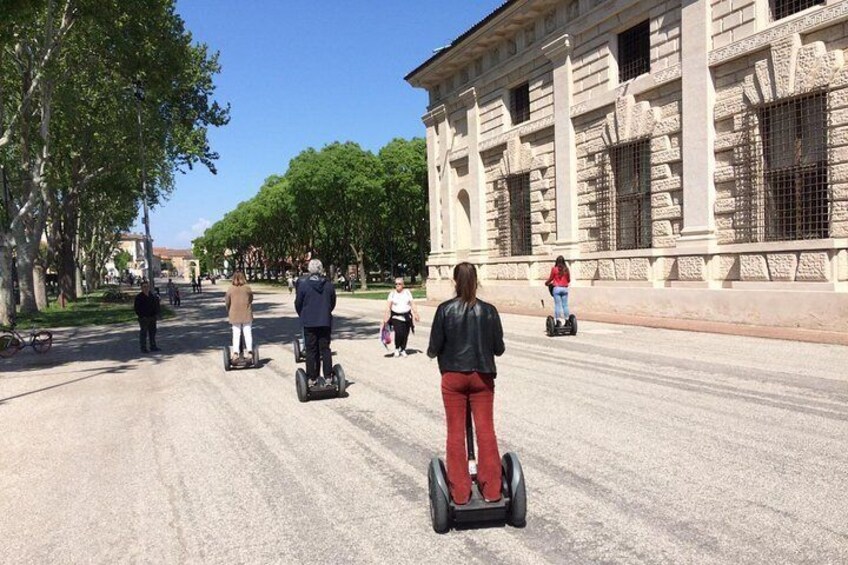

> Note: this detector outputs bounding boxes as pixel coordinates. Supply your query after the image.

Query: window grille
[510,83,530,125]
[595,154,613,252]
[496,173,532,256]
[737,91,830,242]
[613,139,652,250]
[762,93,829,240]
[772,0,824,20]
[618,20,650,83]
[595,139,652,251]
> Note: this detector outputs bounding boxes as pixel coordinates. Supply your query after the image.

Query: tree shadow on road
[0,287,380,375]
[0,363,134,405]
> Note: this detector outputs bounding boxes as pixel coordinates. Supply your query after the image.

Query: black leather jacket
[427,298,505,375]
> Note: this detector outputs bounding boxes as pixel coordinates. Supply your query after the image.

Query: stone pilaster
[678,0,717,249]
[542,34,580,257]
[458,87,488,262]
[437,107,454,254]
[423,105,446,255]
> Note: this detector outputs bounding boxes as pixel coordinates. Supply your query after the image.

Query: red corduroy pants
[441,371,502,504]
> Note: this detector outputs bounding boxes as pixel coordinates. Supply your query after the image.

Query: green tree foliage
[378,138,429,281]
[0,0,228,323]
[195,138,429,289]
[112,249,131,273]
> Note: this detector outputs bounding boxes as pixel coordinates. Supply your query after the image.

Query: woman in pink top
[545,255,571,327]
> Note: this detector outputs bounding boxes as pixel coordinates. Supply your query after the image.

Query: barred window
[510,83,530,125]
[496,173,532,256]
[772,0,824,21]
[760,93,829,241]
[618,21,650,83]
[611,139,652,250]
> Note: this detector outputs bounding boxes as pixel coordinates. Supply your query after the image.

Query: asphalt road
[1,284,846,564]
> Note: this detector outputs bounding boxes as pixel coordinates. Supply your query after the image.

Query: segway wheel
[502,452,527,527]
[545,316,555,337]
[295,368,309,403]
[292,337,301,364]
[223,346,232,372]
[333,363,347,397]
[569,315,578,336]
[252,345,260,368]
[428,458,451,534]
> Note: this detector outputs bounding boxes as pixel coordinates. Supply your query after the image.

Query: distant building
[103,233,151,279]
[406,0,848,331]
[153,247,199,281]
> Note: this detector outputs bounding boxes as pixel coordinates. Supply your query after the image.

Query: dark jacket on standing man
[295,274,336,328]
[427,297,505,375]
[134,292,160,318]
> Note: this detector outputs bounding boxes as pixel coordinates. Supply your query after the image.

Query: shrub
[102,285,130,303]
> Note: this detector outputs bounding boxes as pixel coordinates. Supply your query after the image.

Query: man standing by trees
[134,281,160,354]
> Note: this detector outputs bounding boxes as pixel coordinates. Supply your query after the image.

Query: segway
[545,314,577,337]
[427,403,527,533]
[222,331,260,371]
[292,328,306,363]
[295,362,346,403]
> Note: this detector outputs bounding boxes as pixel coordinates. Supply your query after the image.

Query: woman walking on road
[545,255,571,327]
[383,277,419,357]
[427,262,505,505]
[225,271,254,361]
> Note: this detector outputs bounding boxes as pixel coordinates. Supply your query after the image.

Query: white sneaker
[400,350,408,357]
[393,350,400,358]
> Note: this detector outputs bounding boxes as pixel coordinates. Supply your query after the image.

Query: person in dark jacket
[427,262,505,505]
[134,281,161,353]
[294,259,337,385]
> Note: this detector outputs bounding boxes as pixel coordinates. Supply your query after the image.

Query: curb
[420,300,848,346]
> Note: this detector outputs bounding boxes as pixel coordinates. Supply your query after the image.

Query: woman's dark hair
[555,255,569,276]
[453,262,478,305]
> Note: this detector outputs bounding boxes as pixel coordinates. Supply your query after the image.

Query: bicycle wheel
[0,331,22,358]
[32,331,53,354]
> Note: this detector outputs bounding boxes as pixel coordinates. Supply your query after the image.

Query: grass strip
[13,291,175,329]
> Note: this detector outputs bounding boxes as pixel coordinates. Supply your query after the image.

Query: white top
[388,289,413,319]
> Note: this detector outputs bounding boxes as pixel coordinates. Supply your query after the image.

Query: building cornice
[541,33,573,62]
[458,86,478,106]
[407,0,558,88]
[709,0,848,66]
[422,104,447,127]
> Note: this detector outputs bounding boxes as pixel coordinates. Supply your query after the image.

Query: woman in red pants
[427,262,506,504]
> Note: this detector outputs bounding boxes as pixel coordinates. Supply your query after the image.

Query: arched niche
[456,189,472,252]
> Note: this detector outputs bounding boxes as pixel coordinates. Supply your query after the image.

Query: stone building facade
[406,0,848,331]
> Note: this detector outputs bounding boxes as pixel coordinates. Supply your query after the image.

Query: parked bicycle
[0,320,53,358]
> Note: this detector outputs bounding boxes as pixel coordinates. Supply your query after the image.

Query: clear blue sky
[140,0,504,249]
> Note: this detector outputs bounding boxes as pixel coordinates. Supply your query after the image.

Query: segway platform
[428,405,526,533]
[546,314,578,337]
[292,330,306,363]
[222,334,260,371]
[295,364,347,403]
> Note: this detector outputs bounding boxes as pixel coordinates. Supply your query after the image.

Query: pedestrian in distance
[294,259,337,386]
[225,271,254,362]
[134,281,161,353]
[427,262,505,505]
[166,278,176,306]
[196,275,202,293]
[173,286,181,307]
[544,255,571,327]
[383,277,419,357]
[190,274,197,293]
[287,274,294,294]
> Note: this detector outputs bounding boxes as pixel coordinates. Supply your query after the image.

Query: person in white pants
[232,323,253,354]
[225,271,254,360]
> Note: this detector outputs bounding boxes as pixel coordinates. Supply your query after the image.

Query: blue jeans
[553,286,570,320]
